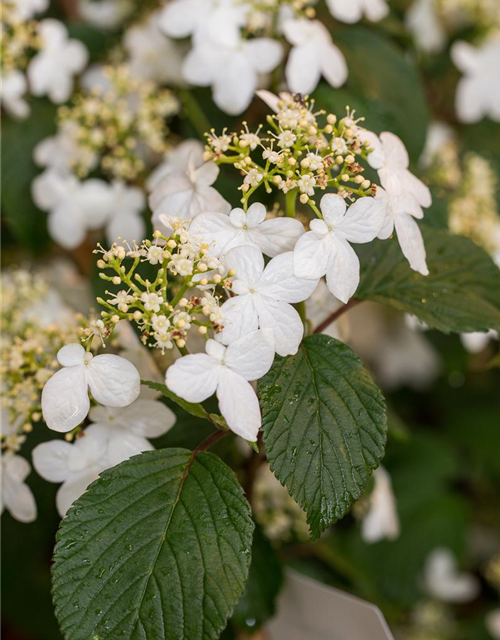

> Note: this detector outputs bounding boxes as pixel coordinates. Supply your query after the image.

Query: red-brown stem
[182,430,230,483]
[313,298,361,334]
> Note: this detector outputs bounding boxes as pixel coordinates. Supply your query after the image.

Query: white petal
[259,252,318,303]
[41,366,90,433]
[293,232,332,279]
[158,0,201,38]
[455,76,486,124]
[326,0,362,23]
[216,369,261,441]
[320,193,347,226]
[119,399,176,438]
[57,470,98,517]
[255,217,304,257]
[48,205,87,250]
[286,44,321,94]
[338,197,386,243]
[224,245,265,283]
[192,161,220,187]
[380,131,409,169]
[212,53,256,116]
[32,440,73,482]
[3,463,37,523]
[4,454,31,481]
[451,41,481,74]
[106,211,145,245]
[189,212,238,256]
[394,213,429,276]
[361,130,385,170]
[166,354,220,403]
[256,89,280,113]
[225,329,275,380]
[87,354,140,407]
[245,38,283,74]
[320,42,348,88]
[205,339,227,361]
[325,236,361,304]
[86,424,153,468]
[57,343,86,367]
[245,202,267,227]
[218,295,259,346]
[255,297,304,357]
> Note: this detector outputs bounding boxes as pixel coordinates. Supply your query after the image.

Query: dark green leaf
[232,526,284,633]
[52,449,254,640]
[142,380,209,420]
[357,226,500,333]
[258,335,387,540]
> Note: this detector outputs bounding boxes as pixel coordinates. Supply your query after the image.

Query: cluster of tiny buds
[93,220,234,353]
[204,95,376,210]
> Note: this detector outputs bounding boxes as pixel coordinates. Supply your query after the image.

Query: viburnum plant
[33,89,500,640]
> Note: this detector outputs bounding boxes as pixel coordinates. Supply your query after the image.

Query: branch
[313,298,361,334]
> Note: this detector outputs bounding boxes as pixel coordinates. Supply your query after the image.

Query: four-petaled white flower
[1,453,37,523]
[326,0,389,24]
[423,548,480,604]
[219,246,318,356]
[166,330,275,441]
[41,343,140,433]
[282,19,347,95]
[361,467,400,544]
[451,37,500,123]
[189,202,304,258]
[182,35,283,115]
[149,160,231,228]
[293,194,384,303]
[1,71,30,120]
[27,19,88,104]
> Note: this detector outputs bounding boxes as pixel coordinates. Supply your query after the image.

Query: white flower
[451,37,500,123]
[78,0,133,30]
[1,71,30,119]
[146,139,204,193]
[486,609,500,640]
[149,160,230,227]
[141,292,162,312]
[41,343,140,433]
[326,0,389,24]
[166,330,275,441]
[293,194,385,303]
[298,174,316,196]
[158,0,247,47]
[366,132,432,208]
[124,12,186,85]
[282,18,347,95]
[1,453,37,523]
[361,467,400,543]
[85,400,176,466]
[460,330,498,353]
[406,0,446,54]
[189,202,304,258]
[31,171,114,249]
[33,430,108,517]
[33,122,97,175]
[9,0,48,19]
[219,247,317,356]
[105,181,146,245]
[423,548,480,603]
[182,34,283,115]
[27,19,88,104]
[420,121,456,168]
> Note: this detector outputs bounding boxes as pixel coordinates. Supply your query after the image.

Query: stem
[179,89,211,139]
[313,298,361,334]
[170,283,189,308]
[192,430,229,457]
[285,188,298,218]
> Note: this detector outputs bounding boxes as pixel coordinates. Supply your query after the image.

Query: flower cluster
[0,3,88,119]
[58,65,179,181]
[94,219,231,353]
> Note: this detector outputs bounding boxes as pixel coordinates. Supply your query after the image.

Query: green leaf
[52,449,254,640]
[142,380,209,420]
[328,27,429,161]
[357,226,500,333]
[232,526,284,633]
[258,335,387,540]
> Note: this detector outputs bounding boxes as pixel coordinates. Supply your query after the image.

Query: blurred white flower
[189,202,304,258]
[124,11,186,85]
[420,121,456,168]
[282,18,347,95]
[105,182,146,245]
[33,122,97,176]
[219,247,318,356]
[293,194,384,303]
[452,37,500,123]
[27,19,88,104]
[41,343,140,433]
[361,467,400,543]
[78,0,133,30]
[486,609,500,640]
[1,453,37,523]
[423,548,480,603]
[9,0,48,19]
[326,0,389,24]
[166,330,275,441]
[149,160,231,225]
[182,35,283,115]
[0,70,29,119]
[406,0,446,54]
[460,330,498,353]
[146,139,204,192]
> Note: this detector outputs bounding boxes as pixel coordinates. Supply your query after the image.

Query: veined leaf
[357,227,500,333]
[52,449,253,640]
[258,335,387,539]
